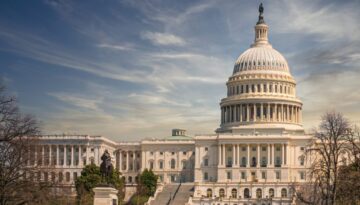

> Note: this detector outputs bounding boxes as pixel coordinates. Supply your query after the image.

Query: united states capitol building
[35,6,311,205]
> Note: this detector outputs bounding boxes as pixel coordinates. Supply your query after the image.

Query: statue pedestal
[93,186,118,205]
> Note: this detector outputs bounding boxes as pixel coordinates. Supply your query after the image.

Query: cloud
[141,31,186,46]
[97,43,134,51]
[48,92,103,110]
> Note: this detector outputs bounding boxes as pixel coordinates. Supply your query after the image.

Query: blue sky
[1,0,359,141]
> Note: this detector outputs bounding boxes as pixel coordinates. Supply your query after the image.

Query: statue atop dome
[257,3,265,25]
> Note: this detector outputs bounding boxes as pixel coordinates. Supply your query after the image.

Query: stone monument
[93,150,119,205]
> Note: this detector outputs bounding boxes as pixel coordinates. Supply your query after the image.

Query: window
[251,157,257,167]
[159,160,163,169]
[300,147,305,151]
[241,157,246,167]
[219,189,225,198]
[59,172,63,182]
[300,156,305,166]
[261,171,266,179]
[171,152,175,155]
[231,189,237,198]
[204,158,209,166]
[205,147,208,151]
[252,147,256,151]
[256,188,262,198]
[244,188,250,198]
[159,175,163,182]
[207,189,212,198]
[171,159,176,169]
[227,171,232,180]
[160,152,163,155]
[66,172,70,182]
[276,146,281,151]
[128,176,132,183]
[281,188,287,197]
[242,147,246,151]
[262,146,266,151]
[204,172,208,180]
[73,172,77,181]
[269,188,274,198]
[182,160,186,169]
[227,147,232,152]
[300,172,305,180]
[183,151,187,155]
[275,157,281,167]
[149,161,154,169]
[241,172,246,179]
[150,152,153,155]
[276,171,281,180]
[261,157,267,167]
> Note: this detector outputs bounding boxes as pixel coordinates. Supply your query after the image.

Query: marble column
[257,144,260,167]
[232,145,236,167]
[63,146,67,167]
[246,104,250,122]
[71,146,74,166]
[49,145,52,166]
[222,144,226,166]
[260,103,264,121]
[218,144,221,166]
[253,104,256,121]
[56,145,59,166]
[240,104,243,122]
[126,151,129,172]
[267,144,270,167]
[78,146,82,166]
[247,144,250,167]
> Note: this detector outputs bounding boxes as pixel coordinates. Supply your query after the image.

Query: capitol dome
[233,46,290,75]
[217,7,303,134]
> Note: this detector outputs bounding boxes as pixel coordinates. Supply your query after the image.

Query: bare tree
[0,83,57,205]
[294,112,350,205]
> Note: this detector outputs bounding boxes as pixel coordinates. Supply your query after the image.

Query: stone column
[71,145,74,166]
[218,144,221,166]
[286,105,289,122]
[282,144,285,166]
[267,104,271,121]
[49,145,52,166]
[232,145,236,167]
[246,104,250,122]
[240,104,243,122]
[260,103,264,121]
[253,104,256,122]
[41,145,45,166]
[274,104,277,121]
[86,146,90,165]
[257,144,260,167]
[126,151,129,172]
[133,151,136,171]
[222,144,226,166]
[281,104,284,122]
[78,146,82,166]
[284,144,287,165]
[120,151,123,171]
[221,107,224,124]
[271,144,274,167]
[267,144,270,167]
[56,145,59,166]
[247,144,250,167]
[63,145,67,167]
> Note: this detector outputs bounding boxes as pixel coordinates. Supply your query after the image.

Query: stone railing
[144,184,163,205]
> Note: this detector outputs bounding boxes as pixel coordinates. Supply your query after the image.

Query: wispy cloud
[141,31,186,46]
[97,43,134,51]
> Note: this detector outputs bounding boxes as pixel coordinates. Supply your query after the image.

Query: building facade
[34,7,312,205]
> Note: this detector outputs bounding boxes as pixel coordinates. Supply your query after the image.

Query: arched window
[281,188,287,197]
[207,188,212,198]
[65,172,70,182]
[269,188,274,198]
[128,176,132,183]
[182,160,187,169]
[219,188,225,198]
[203,172,208,180]
[244,188,250,198]
[275,157,281,167]
[231,188,237,198]
[171,159,176,169]
[58,172,63,182]
[256,188,262,198]
[159,160,163,169]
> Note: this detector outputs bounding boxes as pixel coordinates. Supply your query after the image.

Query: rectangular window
[262,171,266,179]
[241,172,246,179]
[205,147,208,151]
[276,147,281,151]
[300,172,305,180]
[262,146,267,151]
[183,151,187,155]
[242,147,246,151]
[276,171,280,180]
[204,158,209,166]
[204,172,208,180]
[159,161,163,169]
[171,152,175,155]
[160,152,163,155]
[300,147,305,151]
[150,152,153,155]
[227,171,232,180]
[252,147,256,151]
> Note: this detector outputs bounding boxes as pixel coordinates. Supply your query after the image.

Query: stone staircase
[150,184,178,205]
[149,183,194,205]
[170,184,194,205]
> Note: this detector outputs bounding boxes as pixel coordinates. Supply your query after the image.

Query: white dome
[233,46,290,75]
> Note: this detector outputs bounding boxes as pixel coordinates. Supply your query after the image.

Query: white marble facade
[32,9,314,205]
